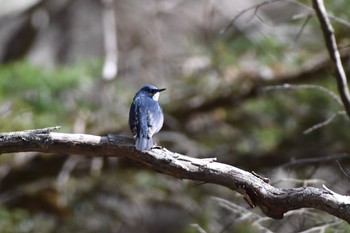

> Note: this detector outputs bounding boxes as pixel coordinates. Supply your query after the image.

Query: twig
[303,111,346,134]
[294,14,312,41]
[56,155,82,191]
[263,78,347,136]
[292,10,350,29]
[281,153,350,168]
[328,14,350,29]
[221,0,350,35]
[297,220,342,233]
[214,197,273,233]
[189,224,207,233]
[312,0,350,118]
[263,84,343,106]
[265,83,345,134]
[336,160,350,182]
[220,0,281,34]
[272,178,325,187]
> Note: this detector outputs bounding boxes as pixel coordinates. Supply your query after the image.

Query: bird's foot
[152,143,162,150]
[107,133,118,142]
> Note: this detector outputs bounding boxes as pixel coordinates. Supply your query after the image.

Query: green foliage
[0,206,29,233]
[0,60,101,131]
[0,206,55,233]
[190,76,350,159]
[212,35,252,67]
[325,0,350,22]
[211,31,315,78]
[0,62,75,97]
[255,36,287,65]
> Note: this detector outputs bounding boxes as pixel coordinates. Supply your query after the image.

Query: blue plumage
[129,85,165,151]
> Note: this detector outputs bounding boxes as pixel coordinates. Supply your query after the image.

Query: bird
[129,85,166,151]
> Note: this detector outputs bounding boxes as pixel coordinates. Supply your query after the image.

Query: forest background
[0,0,350,232]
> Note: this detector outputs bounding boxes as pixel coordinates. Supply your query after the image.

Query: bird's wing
[133,98,150,138]
[128,101,138,137]
[130,98,154,151]
[147,102,164,137]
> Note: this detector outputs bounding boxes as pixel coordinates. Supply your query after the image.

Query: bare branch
[281,153,350,168]
[1,127,350,223]
[220,0,281,34]
[312,0,350,118]
[264,84,346,134]
[263,84,343,106]
[303,111,346,134]
[189,224,208,233]
[214,197,274,233]
[294,14,312,41]
[297,219,342,233]
[336,160,350,182]
[328,14,350,29]
[221,0,350,35]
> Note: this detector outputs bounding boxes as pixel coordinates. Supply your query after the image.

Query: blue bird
[129,85,166,151]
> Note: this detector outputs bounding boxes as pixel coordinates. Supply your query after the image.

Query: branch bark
[1,127,350,223]
[312,0,350,118]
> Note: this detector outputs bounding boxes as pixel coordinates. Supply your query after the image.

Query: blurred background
[0,0,350,232]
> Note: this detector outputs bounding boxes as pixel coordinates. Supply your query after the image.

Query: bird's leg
[151,142,162,149]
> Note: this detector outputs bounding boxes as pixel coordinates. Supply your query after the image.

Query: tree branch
[1,127,350,223]
[312,0,350,118]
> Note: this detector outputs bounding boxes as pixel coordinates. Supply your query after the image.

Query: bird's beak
[157,88,166,92]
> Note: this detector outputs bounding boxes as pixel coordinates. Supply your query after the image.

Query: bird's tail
[135,136,153,151]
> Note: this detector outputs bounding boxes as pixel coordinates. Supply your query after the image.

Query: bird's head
[139,85,166,101]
